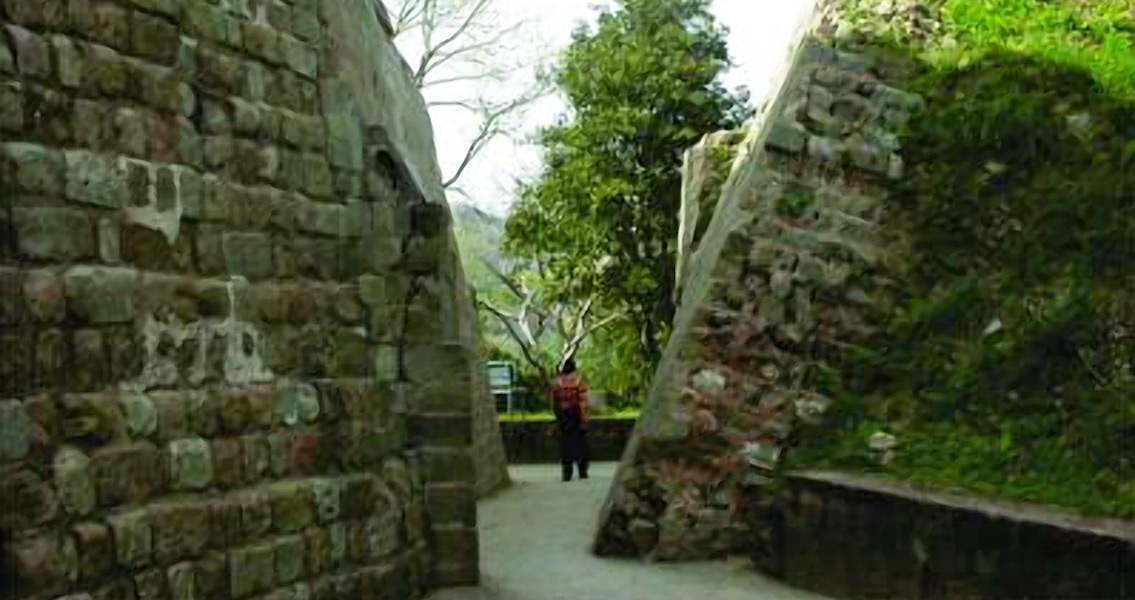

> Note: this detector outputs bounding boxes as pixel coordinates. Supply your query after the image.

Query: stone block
[421,448,475,485]
[167,562,197,600]
[85,0,130,50]
[72,521,115,581]
[223,232,273,279]
[238,489,273,539]
[9,532,76,596]
[12,207,95,261]
[134,568,168,599]
[410,414,471,447]
[118,394,157,437]
[0,81,22,130]
[273,535,305,585]
[404,344,474,413]
[65,150,122,208]
[766,119,808,154]
[237,59,267,101]
[242,24,282,64]
[63,266,136,324]
[89,441,164,506]
[132,12,179,65]
[229,542,275,598]
[133,62,181,114]
[98,217,122,263]
[195,44,240,94]
[48,35,85,89]
[281,34,317,78]
[303,527,331,578]
[84,43,129,96]
[203,135,235,171]
[0,399,29,461]
[22,270,63,323]
[2,142,64,195]
[0,468,55,528]
[291,6,320,42]
[270,481,316,533]
[229,97,261,135]
[325,114,363,171]
[114,108,149,157]
[3,25,50,79]
[168,437,213,490]
[60,393,123,444]
[181,2,241,47]
[151,500,211,563]
[52,447,93,518]
[108,509,152,569]
[70,330,108,392]
[128,0,178,17]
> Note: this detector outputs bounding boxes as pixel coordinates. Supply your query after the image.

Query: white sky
[397,0,814,217]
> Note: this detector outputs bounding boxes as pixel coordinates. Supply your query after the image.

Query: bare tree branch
[480,300,548,376]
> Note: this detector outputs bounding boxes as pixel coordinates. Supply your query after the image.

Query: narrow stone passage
[428,464,830,600]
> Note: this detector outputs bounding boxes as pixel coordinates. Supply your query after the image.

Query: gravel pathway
[427,463,830,600]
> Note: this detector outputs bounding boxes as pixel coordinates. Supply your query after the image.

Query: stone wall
[765,472,1135,599]
[0,0,482,597]
[593,4,922,560]
[461,287,510,497]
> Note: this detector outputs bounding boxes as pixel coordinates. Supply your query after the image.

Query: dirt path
[427,463,829,600]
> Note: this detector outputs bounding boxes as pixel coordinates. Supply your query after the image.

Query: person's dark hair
[560,358,577,374]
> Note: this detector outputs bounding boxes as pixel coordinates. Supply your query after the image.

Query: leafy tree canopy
[502,0,753,383]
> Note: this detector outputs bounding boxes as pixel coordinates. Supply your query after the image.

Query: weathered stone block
[237,59,267,101]
[229,97,261,135]
[21,270,63,323]
[229,542,275,598]
[65,150,122,208]
[2,142,64,194]
[274,535,305,585]
[12,207,95,261]
[223,232,273,279]
[72,521,114,581]
[195,44,240,94]
[63,266,136,324]
[118,394,157,437]
[108,509,152,568]
[83,0,130,50]
[168,437,213,490]
[270,481,316,533]
[133,62,181,114]
[60,393,123,443]
[89,442,164,506]
[151,500,211,563]
[132,12,179,65]
[113,108,149,157]
[167,562,197,600]
[281,34,317,78]
[291,6,320,42]
[0,81,22,130]
[9,532,76,596]
[134,568,168,600]
[243,24,282,64]
[182,2,241,47]
[4,25,50,79]
[766,119,808,154]
[325,114,363,172]
[128,0,178,17]
[0,400,29,461]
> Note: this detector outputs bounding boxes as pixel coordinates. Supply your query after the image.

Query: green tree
[502,0,752,381]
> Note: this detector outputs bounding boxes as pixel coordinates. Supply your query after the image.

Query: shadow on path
[427,463,829,600]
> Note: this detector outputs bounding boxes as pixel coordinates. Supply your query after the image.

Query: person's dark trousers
[560,428,590,481]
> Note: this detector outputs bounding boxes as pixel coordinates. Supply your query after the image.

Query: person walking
[551,358,591,481]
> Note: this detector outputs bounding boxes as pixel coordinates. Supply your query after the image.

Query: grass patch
[787,0,1135,519]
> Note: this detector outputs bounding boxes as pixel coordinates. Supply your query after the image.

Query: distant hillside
[451,202,507,295]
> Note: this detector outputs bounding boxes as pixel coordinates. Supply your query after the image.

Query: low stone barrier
[499,418,636,464]
[756,471,1135,599]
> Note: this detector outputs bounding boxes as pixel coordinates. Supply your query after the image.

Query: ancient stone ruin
[0,0,507,597]
[594,0,922,561]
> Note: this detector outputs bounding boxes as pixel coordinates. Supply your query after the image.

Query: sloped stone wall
[593,10,923,560]
[0,0,482,597]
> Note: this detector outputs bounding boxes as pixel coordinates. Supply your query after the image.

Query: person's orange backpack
[552,374,586,426]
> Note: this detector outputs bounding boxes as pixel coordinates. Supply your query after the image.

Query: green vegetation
[503,0,753,397]
[788,0,1135,518]
[498,407,641,422]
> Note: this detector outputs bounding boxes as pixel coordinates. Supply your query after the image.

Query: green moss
[789,0,1135,519]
